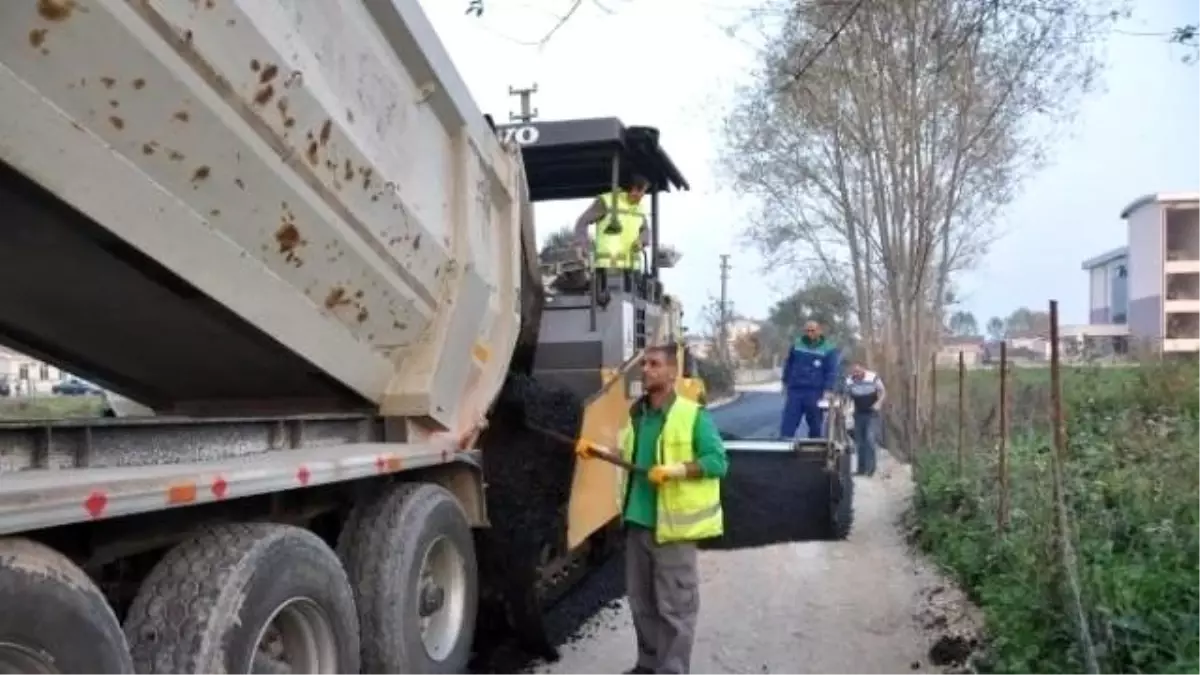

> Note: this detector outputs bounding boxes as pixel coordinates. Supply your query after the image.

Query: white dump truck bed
[0,0,532,436]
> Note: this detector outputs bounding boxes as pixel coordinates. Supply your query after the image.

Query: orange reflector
[167,482,198,505]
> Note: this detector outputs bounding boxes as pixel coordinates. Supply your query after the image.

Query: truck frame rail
[0,414,476,536]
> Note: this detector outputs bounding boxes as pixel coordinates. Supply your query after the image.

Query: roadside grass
[0,395,106,420]
[914,364,1199,673]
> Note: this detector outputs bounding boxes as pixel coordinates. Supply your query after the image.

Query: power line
[776,0,866,91]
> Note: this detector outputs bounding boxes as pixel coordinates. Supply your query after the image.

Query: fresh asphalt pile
[471,374,626,673]
[702,440,841,550]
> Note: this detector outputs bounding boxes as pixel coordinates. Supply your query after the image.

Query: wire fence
[915,300,1199,674]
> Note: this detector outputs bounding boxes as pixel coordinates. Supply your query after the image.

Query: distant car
[52,378,100,396]
[0,379,9,397]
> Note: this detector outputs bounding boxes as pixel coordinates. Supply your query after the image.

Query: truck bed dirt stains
[37,0,77,22]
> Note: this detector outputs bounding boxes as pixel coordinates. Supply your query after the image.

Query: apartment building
[1082,191,1199,354]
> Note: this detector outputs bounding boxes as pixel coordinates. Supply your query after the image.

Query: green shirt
[622,396,730,528]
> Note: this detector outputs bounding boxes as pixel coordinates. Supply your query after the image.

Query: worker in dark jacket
[780,321,840,439]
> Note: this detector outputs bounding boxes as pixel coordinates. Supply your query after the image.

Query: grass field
[0,395,106,420]
[915,363,1199,673]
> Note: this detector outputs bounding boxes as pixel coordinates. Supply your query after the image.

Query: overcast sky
[417,0,1199,329]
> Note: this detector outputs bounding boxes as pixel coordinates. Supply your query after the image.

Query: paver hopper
[707,397,856,549]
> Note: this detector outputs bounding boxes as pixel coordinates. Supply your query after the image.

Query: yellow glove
[648,463,688,486]
[575,439,604,460]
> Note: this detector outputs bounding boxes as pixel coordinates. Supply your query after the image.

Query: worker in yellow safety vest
[573,174,651,270]
[577,344,729,674]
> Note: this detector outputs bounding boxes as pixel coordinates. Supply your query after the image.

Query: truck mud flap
[701,436,854,550]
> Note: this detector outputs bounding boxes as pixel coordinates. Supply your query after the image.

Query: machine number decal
[500,125,540,146]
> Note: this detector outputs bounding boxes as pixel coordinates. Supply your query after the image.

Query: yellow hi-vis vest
[593,190,645,270]
[618,397,724,543]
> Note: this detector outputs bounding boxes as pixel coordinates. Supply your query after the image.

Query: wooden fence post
[957,349,965,478]
[998,340,1010,531]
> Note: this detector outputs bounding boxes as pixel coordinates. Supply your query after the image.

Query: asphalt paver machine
[494,113,854,555]
[491,114,706,550]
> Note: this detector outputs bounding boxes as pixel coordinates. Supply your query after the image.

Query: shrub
[915,364,1199,673]
[695,357,735,399]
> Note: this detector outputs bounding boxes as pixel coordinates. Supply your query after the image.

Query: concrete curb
[705,391,741,410]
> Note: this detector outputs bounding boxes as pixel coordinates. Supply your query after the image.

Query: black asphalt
[709,389,784,439]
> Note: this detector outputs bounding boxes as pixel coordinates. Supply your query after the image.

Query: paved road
[709,389,784,439]
[535,383,977,674]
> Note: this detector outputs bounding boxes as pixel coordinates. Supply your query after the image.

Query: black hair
[644,344,677,365]
[626,174,651,191]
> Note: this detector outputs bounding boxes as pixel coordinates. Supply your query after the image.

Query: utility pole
[507,84,539,123]
[719,254,731,363]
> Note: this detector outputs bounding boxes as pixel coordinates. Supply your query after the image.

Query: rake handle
[527,425,642,473]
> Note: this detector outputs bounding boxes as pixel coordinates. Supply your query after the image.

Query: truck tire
[123,523,360,674]
[0,537,133,673]
[338,483,478,674]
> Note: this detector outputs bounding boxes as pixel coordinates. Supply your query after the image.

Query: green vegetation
[915,364,1199,673]
[695,357,735,399]
[0,396,106,420]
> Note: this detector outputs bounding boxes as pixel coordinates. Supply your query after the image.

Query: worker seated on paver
[577,344,729,675]
[780,320,840,439]
[573,174,651,271]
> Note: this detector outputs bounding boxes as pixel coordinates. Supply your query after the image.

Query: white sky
[417,0,1200,329]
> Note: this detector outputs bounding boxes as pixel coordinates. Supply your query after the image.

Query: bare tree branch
[720,0,1112,455]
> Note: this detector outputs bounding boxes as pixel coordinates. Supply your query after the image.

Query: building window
[17,365,28,381]
[38,364,50,381]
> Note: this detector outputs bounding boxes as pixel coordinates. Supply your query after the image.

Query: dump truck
[0,1,854,672]
[0,0,720,673]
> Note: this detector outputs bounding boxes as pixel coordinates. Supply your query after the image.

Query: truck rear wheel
[0,537,133,674]
[123,523,360,674]
[338,483,478,674]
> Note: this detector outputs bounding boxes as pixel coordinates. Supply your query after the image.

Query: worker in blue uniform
[780,320,840,439]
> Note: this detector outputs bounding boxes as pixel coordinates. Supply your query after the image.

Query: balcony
[1165,207,1200,273]
[1165,311,1199,339]
[1165,272,1200,313]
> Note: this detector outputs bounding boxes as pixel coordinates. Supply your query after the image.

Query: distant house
[0,347,67,395]
[1005,331,1051,361]
[684,334,714,360]
[936,335,984,367]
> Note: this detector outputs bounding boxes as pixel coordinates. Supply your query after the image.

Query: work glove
[576,439,618,461]
[648,463,688,486]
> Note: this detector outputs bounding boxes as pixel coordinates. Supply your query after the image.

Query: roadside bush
[915,364,1199,674]
[695,357,734,399]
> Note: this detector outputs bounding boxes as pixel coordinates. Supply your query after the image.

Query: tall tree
[1004,306,1051,336]
[986,316,1005,341]
[721,0,1110,454]
[767,276,857,350]
[539,226,575,262]
[947,310,979,337]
